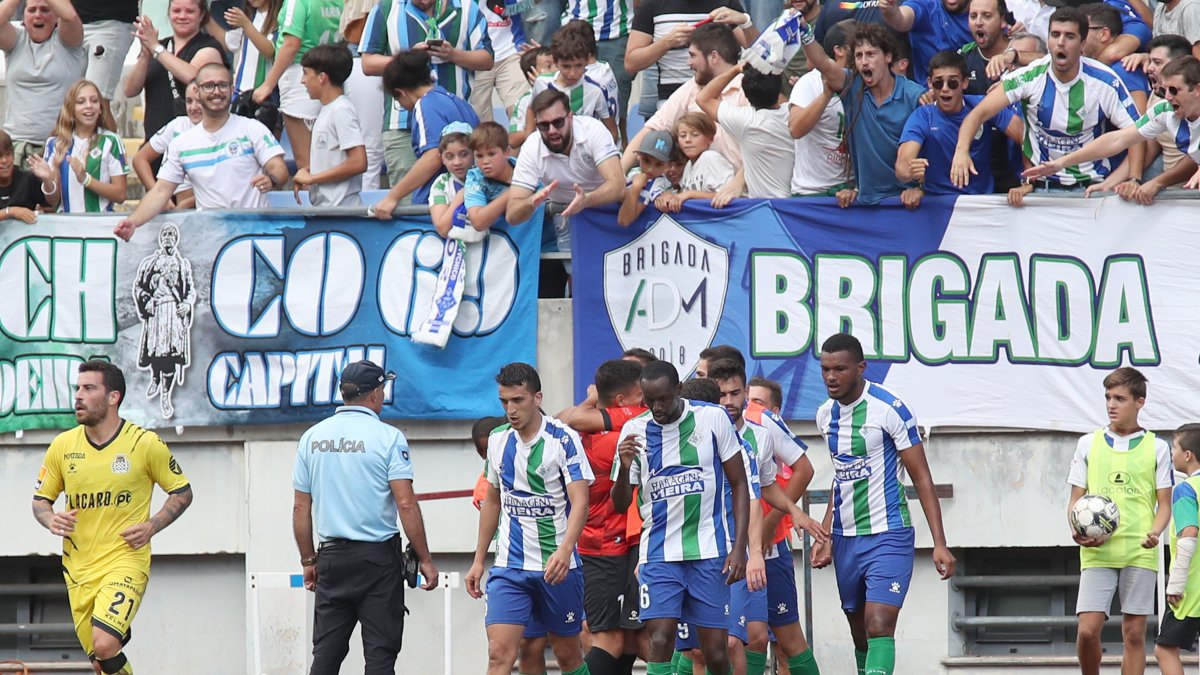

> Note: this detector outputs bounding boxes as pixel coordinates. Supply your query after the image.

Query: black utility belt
[318,534,401,551]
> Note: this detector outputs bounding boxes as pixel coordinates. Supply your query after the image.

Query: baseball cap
[638,130,674,162]
[340,360,396,394]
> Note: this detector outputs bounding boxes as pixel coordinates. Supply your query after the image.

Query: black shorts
[623,545,643,630]
[1157,609,1200,650]
[582,553,630,632]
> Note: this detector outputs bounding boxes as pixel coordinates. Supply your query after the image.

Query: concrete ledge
[942,655,1199,667]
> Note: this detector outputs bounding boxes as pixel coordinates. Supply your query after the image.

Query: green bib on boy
[1081,429,1158,571]
[1170,473,1200,618]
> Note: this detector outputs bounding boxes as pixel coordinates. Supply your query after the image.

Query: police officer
[292,360,438,675]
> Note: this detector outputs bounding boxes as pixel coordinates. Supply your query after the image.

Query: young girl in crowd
[42,80,128,213]
[655,111,733,213]
[213,0,281,109]
[429,123,475,236]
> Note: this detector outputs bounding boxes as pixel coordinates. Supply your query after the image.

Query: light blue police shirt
[292,405,414,543]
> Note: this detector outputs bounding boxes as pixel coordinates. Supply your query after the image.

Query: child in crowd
[0,130,54,222]
[665,147,686,191]
[508,46,555,149]
[618,130,674,226]
[252,0,341,169]
[210,0,280,101]
[655,112,732,212]
[294,44,366,206]
[43,80,128,213]
[429,123,475,236]
[561,20,619,120]
[464,122,523,231]
[133,82,203,211]
[525,29,617,141]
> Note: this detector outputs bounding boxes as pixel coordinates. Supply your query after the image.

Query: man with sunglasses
[896,50,1023,208]
[1023,56,1200,197]
[507,89,625,291]
[1122,35,1199,197]
[114,63,287,242]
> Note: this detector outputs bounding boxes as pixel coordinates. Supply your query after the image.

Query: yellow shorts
[65,568,148,655]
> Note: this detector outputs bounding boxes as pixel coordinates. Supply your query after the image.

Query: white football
[1070,494,1120,542]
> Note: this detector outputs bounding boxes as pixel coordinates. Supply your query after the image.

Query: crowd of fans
[1,0,1199,288]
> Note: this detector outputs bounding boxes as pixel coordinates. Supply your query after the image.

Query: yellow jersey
[34,421,190,584]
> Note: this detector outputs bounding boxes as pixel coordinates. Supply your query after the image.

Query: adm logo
[603,215,729,376]
[1108,471,1130,486]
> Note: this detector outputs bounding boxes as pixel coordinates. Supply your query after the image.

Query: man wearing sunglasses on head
[507,89,625,293]
[114,62,287,242]
[895,50,1024,209]
[1023,55,1200,201]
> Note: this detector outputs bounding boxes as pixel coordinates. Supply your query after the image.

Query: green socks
[648,662,674,675]
[855,649,868,675]
[563,666,592,675]
[675,652,693,675]
[745,650,768,675]
[865,637,896,675]
[786,648,821,675]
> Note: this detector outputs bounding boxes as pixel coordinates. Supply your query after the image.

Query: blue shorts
[523,612,546,638]
[832,528,915,612]
[639,558,730,629]
[675,621,698,651]
[765,541,800,627]
[485,566,585,636]
[728,578,768,643]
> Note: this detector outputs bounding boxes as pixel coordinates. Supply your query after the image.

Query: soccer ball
[1070,494,1120,542]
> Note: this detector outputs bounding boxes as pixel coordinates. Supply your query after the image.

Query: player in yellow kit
[31,360,193,675]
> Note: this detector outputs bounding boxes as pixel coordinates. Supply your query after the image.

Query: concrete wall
[0,300,1144,674]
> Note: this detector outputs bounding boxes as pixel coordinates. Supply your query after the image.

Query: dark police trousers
[311,535,407,675]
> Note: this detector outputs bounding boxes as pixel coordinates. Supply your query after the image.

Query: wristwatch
[153,44,166,58]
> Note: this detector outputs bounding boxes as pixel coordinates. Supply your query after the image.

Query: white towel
[743,10,813,75]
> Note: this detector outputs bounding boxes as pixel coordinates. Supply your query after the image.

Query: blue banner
[571,195,1192,429]
[0,210,541,431]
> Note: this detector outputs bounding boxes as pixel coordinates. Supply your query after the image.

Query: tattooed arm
[120,486,194,550]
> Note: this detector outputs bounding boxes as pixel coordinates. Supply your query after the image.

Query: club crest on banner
[603,215,729,377]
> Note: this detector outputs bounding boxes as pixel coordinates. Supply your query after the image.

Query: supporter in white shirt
[115,63,289,242]
[294,44,367,206]
[698,63,794,198]
[132,82,204,210]
[655,110,735,211]
[788,26,852,195]
[507,89,625,276]
[470,0,533,122]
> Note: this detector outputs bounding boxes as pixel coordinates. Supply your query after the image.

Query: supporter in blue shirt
[1103,0,1152,55]
[372,49,480,217]
[815,0,889,44]
[799,20,926,206]
[895,50,1023,207]
[1082,3,1150,113]
[880,0,972,82]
